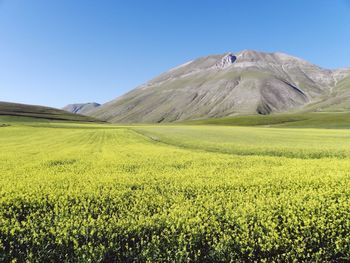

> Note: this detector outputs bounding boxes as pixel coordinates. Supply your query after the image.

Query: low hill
[0,101,101,122]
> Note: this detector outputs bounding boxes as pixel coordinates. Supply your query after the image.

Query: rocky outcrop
[216,53,236,69]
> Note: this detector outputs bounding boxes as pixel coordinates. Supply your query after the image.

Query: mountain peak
[235,49,262,60]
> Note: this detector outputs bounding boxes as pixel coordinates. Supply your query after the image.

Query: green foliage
[1,122,350,262]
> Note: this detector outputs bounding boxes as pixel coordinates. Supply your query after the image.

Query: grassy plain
[1,117,350,261]
[184,112,350,129]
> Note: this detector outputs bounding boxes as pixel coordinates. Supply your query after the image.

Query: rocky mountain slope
[63,102,100,115]
[88,50,350,123]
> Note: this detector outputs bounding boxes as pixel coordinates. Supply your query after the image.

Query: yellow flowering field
[1,122,350,262]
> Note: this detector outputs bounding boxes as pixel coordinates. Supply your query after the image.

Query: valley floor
[1,118,350,261]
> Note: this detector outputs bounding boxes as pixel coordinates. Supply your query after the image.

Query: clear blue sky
[0,0,349,108]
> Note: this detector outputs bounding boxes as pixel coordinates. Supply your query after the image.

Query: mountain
[88,50,350,123]
[63,102,100,115]
[0,101,101,122]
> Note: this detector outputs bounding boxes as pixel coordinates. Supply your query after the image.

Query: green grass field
[183,112,350,129]
[1,117,350,261]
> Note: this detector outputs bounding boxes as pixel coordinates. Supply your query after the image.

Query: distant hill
[63,102,100,115]
[0,101,101,122]
[87,50,350,123]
